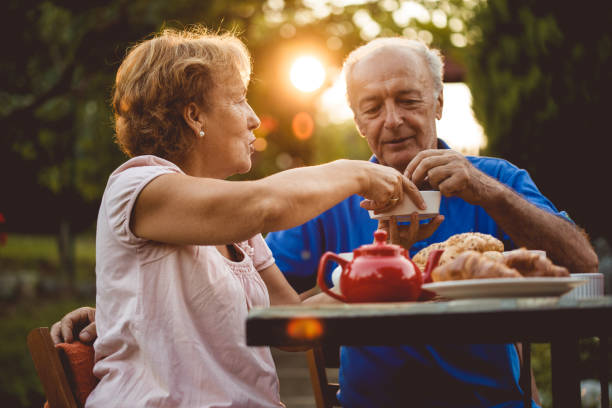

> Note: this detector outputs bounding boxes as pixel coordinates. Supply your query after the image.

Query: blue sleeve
[496,160,572,223]
[265,220,326,293]
[474,157,573,248]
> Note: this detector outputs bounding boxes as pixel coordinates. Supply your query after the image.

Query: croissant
[482,250,504,263]
[503,248,569,277]
[432,251,522,282]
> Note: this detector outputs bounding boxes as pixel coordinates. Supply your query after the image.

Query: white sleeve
[248,234,276,271]
[103,165,178,246]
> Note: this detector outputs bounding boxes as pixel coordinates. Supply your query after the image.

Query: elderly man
[53,38,597,407]
[265,37,598,407]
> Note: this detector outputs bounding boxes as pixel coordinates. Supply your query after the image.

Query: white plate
[422,277,587,299]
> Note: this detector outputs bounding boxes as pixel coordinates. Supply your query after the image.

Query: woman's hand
[358,162,425,213]
[50,306,97,344]
[378,213,444,251]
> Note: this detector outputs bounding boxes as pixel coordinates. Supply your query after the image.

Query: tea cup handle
[317,252,349,302]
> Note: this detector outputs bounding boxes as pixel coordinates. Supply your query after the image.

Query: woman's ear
[183,102,205,136]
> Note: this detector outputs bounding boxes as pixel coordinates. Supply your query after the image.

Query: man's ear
[354,114,366,138]
[435,88,444,120]
[183,102,205,135]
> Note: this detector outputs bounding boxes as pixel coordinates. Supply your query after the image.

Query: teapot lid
[354,229,405,257]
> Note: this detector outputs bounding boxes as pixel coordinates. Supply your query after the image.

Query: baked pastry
[413,232,504,271]
[482,251,504,263]
[445,232,505,252]
[503,248,569,277]
[431,250,522,281]
[431,247,569,281]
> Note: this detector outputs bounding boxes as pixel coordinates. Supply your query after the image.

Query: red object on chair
[56,341,99,405]
[28,327,99,408]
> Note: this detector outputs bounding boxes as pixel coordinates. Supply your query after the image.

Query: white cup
[368,190,441,220]
[563,273,604,299]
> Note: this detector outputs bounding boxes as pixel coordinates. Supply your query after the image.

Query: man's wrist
[476,173,508,210]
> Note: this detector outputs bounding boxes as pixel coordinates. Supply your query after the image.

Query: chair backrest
[306,343,341,408]
[27,327,98,408]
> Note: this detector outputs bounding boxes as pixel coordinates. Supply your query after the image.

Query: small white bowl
[368,190,441,221]
[563,273,604,299]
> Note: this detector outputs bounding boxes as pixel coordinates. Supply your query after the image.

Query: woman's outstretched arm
[132,160,422,246]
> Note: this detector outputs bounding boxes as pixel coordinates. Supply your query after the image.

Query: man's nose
[383,104,402,129]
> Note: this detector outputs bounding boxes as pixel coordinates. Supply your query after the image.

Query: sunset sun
[289,56,326,93]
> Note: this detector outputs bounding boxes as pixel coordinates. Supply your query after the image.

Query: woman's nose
[247,103,261,131]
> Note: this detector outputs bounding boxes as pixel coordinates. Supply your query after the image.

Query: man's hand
[50,306,97,344]
[378,213,444,250]
[404,150,501,206]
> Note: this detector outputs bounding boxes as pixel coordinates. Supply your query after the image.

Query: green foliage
[0,0,268,233]
[312,122,372,164]
[466,0,612,244]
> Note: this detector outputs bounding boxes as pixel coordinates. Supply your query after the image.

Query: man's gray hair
[343,37,444,101]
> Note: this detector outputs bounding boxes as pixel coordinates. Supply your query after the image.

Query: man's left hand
[378,213,444,250]
[404,149,500,206]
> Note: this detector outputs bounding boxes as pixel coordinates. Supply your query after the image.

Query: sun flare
[290,56,326,93]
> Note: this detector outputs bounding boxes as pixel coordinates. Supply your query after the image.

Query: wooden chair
[27,327,98,408]
[306,343,341,408]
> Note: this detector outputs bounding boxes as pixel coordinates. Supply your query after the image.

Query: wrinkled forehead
[347,47,432,103]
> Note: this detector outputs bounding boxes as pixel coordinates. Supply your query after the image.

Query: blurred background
[1,0,611,407]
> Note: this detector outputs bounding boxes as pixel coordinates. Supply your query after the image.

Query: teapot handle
[317,252,349,302]
[423,249,445,284]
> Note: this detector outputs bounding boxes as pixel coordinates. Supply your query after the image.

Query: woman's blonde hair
[112,26,251,162]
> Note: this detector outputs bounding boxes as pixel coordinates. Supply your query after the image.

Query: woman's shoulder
[110,155,182,178]
[104,155,182,194]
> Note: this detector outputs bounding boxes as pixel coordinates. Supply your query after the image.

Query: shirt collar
[368,138,450,164]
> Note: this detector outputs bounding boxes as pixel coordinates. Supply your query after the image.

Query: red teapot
[317,229,443,303]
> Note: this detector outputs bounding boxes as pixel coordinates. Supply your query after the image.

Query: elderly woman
[83,27,415,407]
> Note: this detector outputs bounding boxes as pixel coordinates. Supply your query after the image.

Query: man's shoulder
[465,154,514,167]
[465,155,521,178]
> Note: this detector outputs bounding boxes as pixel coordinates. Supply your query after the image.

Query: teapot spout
[422,249,444,284]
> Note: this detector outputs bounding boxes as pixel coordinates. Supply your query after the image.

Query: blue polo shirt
[266,140,567,407]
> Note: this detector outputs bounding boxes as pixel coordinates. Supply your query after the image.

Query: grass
[0,233,96,281]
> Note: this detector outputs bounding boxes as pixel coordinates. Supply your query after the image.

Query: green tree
[466,0,612,245]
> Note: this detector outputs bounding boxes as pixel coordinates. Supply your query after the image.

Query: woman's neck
[178,151,227,179]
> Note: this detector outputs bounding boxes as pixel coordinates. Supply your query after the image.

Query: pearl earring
[199,130,205,137]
